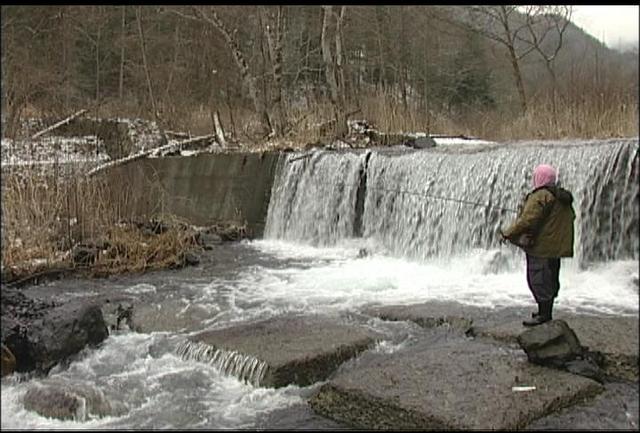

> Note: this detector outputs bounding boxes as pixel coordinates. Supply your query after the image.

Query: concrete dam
[108,138,638,267]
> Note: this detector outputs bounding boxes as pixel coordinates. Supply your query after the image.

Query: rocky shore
[2,267,637,429]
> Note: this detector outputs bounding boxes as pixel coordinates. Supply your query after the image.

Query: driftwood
[365,130,436,148]
[213,111,226,147]
[87,134,217,177]
[289,152,314,163]
[31,109,88,140]
[318,108,362,137]
[165,130,191,139]
[87,149,154,177]
[178,133,216,150]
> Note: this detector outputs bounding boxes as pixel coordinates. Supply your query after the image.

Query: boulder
[23,387,81,421]
[23,383,126,421]
[517,319,583,367]
[30,301,109,373]
[1,287,109,374]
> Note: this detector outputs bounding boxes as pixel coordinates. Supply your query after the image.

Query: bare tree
[118,6,126,101]
[445,6,538,113]
[186,6,273,136]
[136,6,167,145]
[519,6,572,91]
[321,5,348,138]
[257,6,288,136]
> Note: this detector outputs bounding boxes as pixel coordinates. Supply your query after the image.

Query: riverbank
[2,243,637,429]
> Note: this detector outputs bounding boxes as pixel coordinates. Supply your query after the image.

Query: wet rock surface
[23,381,127,421]
[1,286,108,374]
[132,299,214,333]
[525,381,639,430]
[186,314,382,388]
[309,334,603,430]
[476,315,639,381]
[517,320,585,364]
[365,300,638,383]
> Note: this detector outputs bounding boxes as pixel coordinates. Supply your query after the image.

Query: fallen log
[87,134,216,177]
[177,133,216,150]
[31,109,88,140]
[165,130,191,139]
[213,110,227,148]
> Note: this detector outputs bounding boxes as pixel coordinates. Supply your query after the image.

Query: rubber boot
[540,299,553,321]
[522,301,552,327]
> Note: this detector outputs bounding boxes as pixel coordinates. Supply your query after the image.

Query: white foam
[237,241,638,316]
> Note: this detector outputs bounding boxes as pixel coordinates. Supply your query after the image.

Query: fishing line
[287,152,520,214]
[366,186,519,214]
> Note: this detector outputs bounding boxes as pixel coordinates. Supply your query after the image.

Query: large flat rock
[365,302,639,381]
[309,338,603,430]
[179,314,381,388]
[476,315,639,381]
[364,301,490,332]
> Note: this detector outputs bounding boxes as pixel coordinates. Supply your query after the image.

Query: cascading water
[264,150,368,245]
[266,139,639,267]
[176,340,269,387]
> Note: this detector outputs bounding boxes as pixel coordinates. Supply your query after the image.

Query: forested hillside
[2,5,638,143]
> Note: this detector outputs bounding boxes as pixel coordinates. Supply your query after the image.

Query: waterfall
[264,150,367,245]
[176,340,269,387]
[265,139,638,266]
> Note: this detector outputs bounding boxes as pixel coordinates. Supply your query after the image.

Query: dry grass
[88,219,202,276]
[1,163,201,280]
[355,88,638,141]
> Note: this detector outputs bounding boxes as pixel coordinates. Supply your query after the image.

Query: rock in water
[517,319,583,367]
[1,343,16,377]
[2,287,109,374]
[23,383,127,421]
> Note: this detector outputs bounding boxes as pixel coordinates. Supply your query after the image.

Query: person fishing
[500,164,576,327]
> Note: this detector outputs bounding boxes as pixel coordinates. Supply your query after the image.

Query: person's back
[519,185,575,258]
[500,164,576,326]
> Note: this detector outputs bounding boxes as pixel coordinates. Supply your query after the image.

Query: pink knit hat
[533,164,557,188]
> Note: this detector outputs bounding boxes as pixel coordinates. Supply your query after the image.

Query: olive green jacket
[502,186,575,258]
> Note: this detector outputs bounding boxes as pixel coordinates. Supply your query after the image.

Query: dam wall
[106,151,281,237]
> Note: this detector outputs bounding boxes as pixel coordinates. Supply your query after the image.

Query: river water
[1,138,638,429]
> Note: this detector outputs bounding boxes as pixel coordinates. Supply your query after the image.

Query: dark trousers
[525,254,561,303]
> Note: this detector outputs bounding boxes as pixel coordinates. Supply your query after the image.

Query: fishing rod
[365,186,519,214]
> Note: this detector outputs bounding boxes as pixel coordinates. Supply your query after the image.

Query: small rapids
[176,340,269,387]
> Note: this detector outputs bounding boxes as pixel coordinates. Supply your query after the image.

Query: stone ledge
[180,314,382,388]
[365,302,638,382]
[309,338,603,430]
[475,315,639,381]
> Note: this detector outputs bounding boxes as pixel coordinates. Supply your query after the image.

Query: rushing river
[1,138,638,429]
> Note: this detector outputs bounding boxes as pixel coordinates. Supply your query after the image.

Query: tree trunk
[164,23,181,106]
[321,6,348,138]
[259,6,287,136]
[195,6,271,136]
[499,7,527,113]
[335,6,347,108]
[95,7,101,118]
[506,43,528,114]
[136,6,167,145]
[60,9,69,112]
[119,6,126,101]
